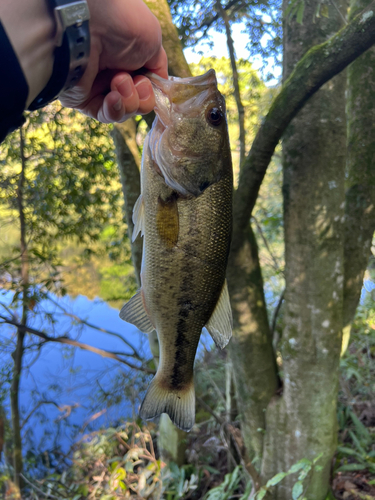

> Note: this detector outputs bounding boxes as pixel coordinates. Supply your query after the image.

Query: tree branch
[252,216,283,274]
[233,1,375,242]
[21,400,60,430]
[19,474,60,500]
[45,293,142,359]
[0,316,154,374]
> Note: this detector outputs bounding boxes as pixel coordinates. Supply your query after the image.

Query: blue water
[0,290,151,457]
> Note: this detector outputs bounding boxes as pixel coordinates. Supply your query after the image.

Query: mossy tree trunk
[143,0,191,78]
[342,0,375,353]
[260,1,347,498]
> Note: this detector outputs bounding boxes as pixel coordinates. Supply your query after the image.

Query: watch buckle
[54,1,90,47]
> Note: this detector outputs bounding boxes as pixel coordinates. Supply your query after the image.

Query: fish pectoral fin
[119,290,154,333]
[132,194,145,242]
[206,280,233,349]
[139,375,195,432]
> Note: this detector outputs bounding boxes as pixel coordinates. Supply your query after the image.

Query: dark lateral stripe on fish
[171,316,191,389]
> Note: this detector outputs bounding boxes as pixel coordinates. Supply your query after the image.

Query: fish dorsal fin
[119,290,154,333]
[206,280,233,349]
[132,195,145,242]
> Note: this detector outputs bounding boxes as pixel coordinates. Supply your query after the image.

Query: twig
[329,0,347,25]
[197,396,224,425]
[271,288,285,337]
[46,293,141,359]
[252,215,282,274]
[0,315,154,374]
[21,400,60,429]
[225,423,261,490]
[20,474,60,499]
[197,366,226,405]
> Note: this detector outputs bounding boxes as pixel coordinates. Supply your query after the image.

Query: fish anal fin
[132,194,145,242]
[206,280,233,349]
[139,376,195,432]
[119,290,154,333]
[156,193,179,248]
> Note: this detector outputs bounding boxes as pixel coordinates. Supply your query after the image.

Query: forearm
[0,0,55,107]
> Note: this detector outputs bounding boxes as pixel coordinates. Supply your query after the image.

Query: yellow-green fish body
[120,70,233,431]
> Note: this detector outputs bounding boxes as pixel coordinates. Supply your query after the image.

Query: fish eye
[206,107,223,127]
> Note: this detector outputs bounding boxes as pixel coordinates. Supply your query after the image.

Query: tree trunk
[11,127,29,491]
[342,0,375,353]
[216,0,246,168]
[143,0,191,78]
[112,120,143,283]
[227,225,279,458]
[260,1,347,497]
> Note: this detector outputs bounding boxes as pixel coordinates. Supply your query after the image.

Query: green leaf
[296,1,305,23]
[256,488,267,500]
[266,472,288,487]
[336,463,367,472]
[292,481,303,500]
[289,461,308,474]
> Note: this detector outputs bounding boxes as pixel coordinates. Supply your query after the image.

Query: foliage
[168,0,282,78]
[203,466,251,500]
[255,454,323,500]
[335,286,375,476]
[0,104,132,303]
[4,423,162,499]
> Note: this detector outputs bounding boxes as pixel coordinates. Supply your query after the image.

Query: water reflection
[0,289,151,455]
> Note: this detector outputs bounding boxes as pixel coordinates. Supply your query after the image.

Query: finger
[133,75,155,115]
[112,73,140,116]
[144,47,169,79]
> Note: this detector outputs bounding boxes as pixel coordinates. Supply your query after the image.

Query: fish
[119,69,233,432]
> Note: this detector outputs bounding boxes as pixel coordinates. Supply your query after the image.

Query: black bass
[120,70,233,431]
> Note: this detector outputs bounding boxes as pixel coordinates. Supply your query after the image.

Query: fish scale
[120,70,233,431]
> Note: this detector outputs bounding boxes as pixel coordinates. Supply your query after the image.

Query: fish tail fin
[139,376,195,432]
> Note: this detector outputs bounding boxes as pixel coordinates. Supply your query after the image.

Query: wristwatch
[28,0,90,111]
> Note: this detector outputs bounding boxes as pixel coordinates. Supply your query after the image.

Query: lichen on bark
[260,1,347,498]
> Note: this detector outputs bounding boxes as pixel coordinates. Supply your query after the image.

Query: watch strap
[28,0,90,111]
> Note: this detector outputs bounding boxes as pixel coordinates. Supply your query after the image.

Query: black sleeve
[0,21,29,143]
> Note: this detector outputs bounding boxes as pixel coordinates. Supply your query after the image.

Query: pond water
[0,289,151,456]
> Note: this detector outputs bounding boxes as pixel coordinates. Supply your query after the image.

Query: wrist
[0,0,56,107]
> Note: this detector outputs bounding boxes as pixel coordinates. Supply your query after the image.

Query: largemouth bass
[120,70,233,431]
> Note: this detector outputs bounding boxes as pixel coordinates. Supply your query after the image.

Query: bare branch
[0,315,154,374]
[271,289,285,338]
[21,400,60,429]
[45,293,142,359]
[19,474,60,500]
[252,215,283,274]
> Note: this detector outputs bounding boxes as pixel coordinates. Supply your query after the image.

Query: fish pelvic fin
[132,194,145,242]
[139,376,195,432]
[206,279,233,349]
[119,290,154,333]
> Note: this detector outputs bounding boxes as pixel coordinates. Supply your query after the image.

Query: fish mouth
[146,70,220,197]
[144,69,218,127]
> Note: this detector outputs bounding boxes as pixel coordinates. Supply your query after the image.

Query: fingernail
[136,81,151,101]
[117,76,133,99]
[113,98,122,112]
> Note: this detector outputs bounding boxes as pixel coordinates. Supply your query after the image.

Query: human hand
[59,0,168,123]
